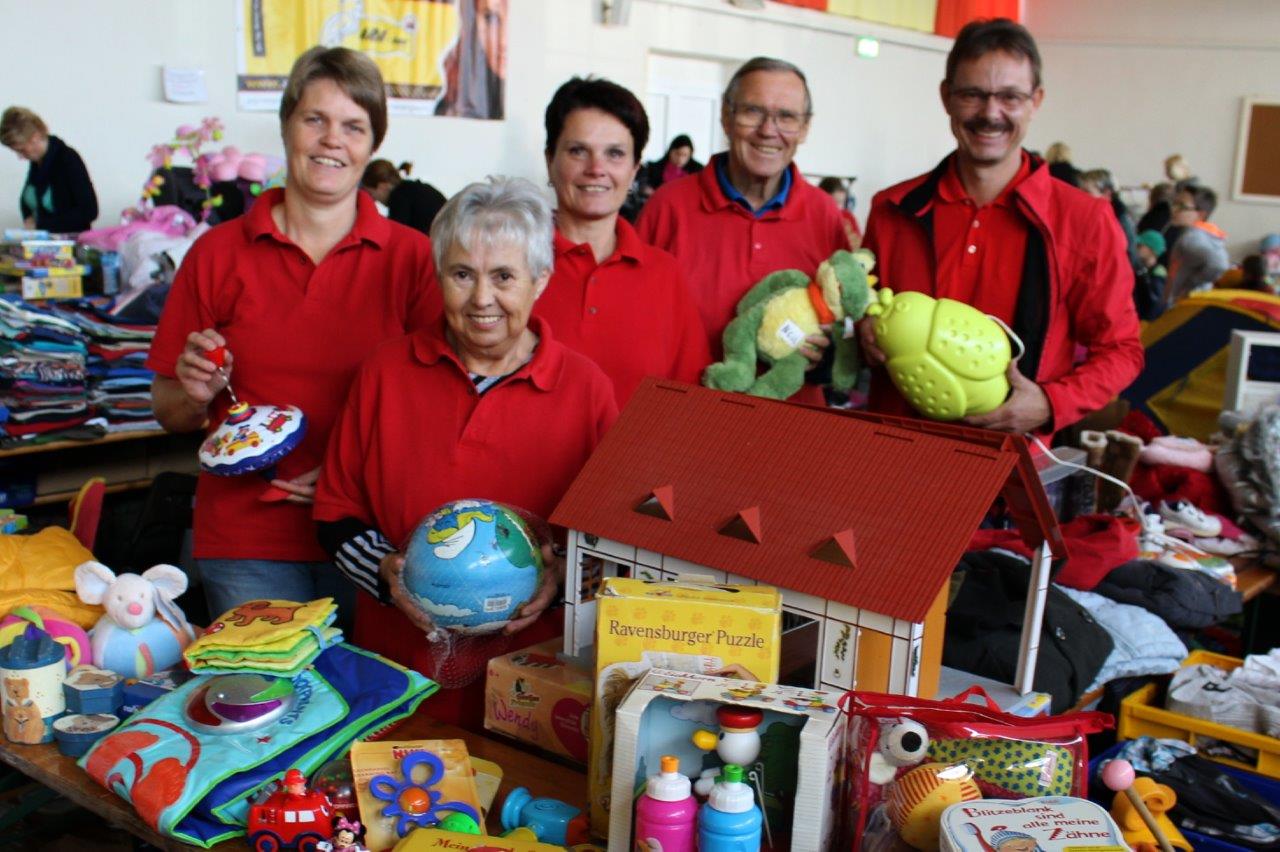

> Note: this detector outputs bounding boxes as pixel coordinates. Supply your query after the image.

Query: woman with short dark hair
[535,77,709,407]
[148,46,437,625]
[640,134,703,200]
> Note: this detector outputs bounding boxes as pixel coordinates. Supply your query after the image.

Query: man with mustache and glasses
[638,56,849,405]
[859,19,1142,436]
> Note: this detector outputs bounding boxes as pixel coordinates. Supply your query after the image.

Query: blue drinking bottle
[696,763,762,851]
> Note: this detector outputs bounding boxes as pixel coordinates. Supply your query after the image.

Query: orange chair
[68,477,106,552]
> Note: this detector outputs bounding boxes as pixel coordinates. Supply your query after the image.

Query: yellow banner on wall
[237,0,507,119]
[828,0,937,33]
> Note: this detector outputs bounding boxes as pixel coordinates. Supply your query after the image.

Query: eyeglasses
[729,103,810,134]
[948,87,1036,110]
[1172,202,1196,212]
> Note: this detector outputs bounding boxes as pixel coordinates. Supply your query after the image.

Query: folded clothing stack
[184,598,343,678]
[0,298,90,436]
[1167,651,1280,737]
[51,301,157,432]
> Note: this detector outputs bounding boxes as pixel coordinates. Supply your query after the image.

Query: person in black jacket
[622,134,704,223]
[640,134,704,196]
[1,106,98,233]
[1044,140,1081,188]
[361,159,446,236]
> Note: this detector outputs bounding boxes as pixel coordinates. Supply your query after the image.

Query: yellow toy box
[350,739,484,852]
[485,639,592,764]
[392,827,567,850]
[588,576,782,837]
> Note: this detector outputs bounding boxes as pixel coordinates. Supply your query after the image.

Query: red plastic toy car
[248,769,334,851]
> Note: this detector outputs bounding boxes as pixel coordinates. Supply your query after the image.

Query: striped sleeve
[317,517,394,603]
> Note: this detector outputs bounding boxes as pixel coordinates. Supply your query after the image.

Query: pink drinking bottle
[634,754,697,852]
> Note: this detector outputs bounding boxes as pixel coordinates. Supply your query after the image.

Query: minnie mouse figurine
[318,816,368,852]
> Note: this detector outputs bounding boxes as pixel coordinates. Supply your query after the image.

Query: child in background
[1239,254,1275,294]
[1260,233,1280,278]
[1133,230,1167,320]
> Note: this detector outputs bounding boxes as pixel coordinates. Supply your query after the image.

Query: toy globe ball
[867,288,1012,421]
[199,402,307,476]
[401,500,545,634]
[887,762,983,851]
[0,606,91,670]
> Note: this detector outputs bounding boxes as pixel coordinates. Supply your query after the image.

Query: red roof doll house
[551,379,1064,698]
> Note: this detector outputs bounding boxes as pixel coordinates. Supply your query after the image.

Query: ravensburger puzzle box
[588,576,781,837]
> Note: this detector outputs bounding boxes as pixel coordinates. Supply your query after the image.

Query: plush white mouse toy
[73,561,196,678]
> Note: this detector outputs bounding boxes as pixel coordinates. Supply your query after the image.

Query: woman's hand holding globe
[500,542,562,634]
[380,552,442,638]
[378,522,564,639]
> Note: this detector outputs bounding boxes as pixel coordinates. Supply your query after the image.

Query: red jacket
[863,154,1144,432]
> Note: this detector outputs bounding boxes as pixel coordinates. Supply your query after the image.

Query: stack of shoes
[1159,499,1222,538]
[1157,497,1260,557]
[183,598,343,678]
[1136,510,1237,588]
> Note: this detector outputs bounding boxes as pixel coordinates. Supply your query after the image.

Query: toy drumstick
[1101,759,1174,852]
[207,346,239,405]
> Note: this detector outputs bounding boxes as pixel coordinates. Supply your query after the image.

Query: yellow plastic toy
[1111,776,1191,851]
[866,287,1013,420]
[887,762,983,851]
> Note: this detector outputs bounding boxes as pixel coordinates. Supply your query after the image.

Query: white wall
[1025,0,1280,259]
[0,0,955,232]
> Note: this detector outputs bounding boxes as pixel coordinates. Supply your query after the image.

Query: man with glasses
[638,56,848,404]
[860,19,1142,435]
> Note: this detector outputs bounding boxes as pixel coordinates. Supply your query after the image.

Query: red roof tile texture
[551,379,1060,624]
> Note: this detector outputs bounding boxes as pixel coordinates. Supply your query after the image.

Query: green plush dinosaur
[703,249,875,399]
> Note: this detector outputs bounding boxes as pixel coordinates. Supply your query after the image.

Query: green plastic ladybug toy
[866,287,1013,421]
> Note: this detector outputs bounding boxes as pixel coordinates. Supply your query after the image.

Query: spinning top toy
[197,346,307,478]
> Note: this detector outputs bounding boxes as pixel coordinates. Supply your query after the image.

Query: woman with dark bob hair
[640,133,703,199]
[534,77,709,407]
[148,46,437,626]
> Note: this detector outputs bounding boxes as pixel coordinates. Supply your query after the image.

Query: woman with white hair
[314,176,617,727]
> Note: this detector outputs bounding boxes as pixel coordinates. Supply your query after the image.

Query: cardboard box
[609,668,846,852]
[20,275,83,300]
[392,827,564,851]
[485,640,591,764]
[350,739,483,852]
[589,576,782,837]
[2,238,75,263]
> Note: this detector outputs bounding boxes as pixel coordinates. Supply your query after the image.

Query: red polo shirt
[147,187,438,562]
[636,156,848,405]
[534,217,710,408]
[931,153,1032,324]
[313,316,617,723]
